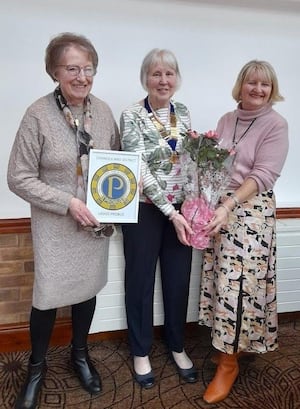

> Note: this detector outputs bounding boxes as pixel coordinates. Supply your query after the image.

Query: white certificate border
[86,149,141,223]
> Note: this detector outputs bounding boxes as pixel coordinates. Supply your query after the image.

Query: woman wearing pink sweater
[199,60,289,404]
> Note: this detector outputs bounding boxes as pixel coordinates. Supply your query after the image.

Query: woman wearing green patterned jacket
[120,48,198,389]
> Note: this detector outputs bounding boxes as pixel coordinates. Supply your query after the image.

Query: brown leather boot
[203,352,239,403]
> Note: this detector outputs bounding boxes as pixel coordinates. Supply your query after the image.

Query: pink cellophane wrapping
[181,196,214,250]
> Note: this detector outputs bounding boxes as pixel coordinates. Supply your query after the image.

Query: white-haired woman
[120,48,198,389]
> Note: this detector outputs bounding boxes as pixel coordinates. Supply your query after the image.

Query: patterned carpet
[0,321,300,409]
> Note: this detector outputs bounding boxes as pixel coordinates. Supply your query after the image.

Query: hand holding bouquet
[180,129,235,249]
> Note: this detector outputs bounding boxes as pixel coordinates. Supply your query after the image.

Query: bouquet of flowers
[180,129,235,249]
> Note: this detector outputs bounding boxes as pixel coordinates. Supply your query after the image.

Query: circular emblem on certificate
[90,163,137,210]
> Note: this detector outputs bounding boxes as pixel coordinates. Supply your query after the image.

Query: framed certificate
[86,149,141,223]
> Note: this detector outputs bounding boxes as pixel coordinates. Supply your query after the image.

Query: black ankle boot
[71,346,102,395]
[15,358,47,409]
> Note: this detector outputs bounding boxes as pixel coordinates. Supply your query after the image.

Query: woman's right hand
[203,205,229,236]
[69,197,100,227]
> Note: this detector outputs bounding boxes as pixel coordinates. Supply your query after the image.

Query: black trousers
[122,203,192,357]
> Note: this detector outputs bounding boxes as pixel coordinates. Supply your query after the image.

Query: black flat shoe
[170,354,198,383]
[174,363,198,383]
[133,370,155,389]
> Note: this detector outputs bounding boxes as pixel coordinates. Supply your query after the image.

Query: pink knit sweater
[216,103,289,193]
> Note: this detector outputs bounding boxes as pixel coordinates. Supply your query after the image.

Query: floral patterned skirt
[199,190,278,354]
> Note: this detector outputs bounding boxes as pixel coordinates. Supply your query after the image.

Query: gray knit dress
[7,92,120,310]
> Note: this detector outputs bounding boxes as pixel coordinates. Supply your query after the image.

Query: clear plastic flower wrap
[180,130,235,249]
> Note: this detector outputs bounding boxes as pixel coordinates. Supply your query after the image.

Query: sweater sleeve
[7,107,73,215]
[248,117,289,192]
[217,110,289,193]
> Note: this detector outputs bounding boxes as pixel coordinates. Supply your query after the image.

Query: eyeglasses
[57,65,96,77]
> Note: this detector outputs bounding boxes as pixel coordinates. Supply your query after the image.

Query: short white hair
[140,48,182,92]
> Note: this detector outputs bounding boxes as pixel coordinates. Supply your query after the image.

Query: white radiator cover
[277,219,300,313]
[90,219,300,333]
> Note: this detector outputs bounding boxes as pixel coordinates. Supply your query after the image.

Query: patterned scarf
[54,86,115,238]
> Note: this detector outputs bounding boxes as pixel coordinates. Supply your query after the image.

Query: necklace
[70,106,85,130]
[232,117,256,149]
[144,96,179,163]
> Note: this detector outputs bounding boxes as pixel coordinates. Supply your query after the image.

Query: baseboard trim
[0,319,128,353]
[0,313,299,353]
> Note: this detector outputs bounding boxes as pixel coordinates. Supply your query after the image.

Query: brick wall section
[0,232,70,325]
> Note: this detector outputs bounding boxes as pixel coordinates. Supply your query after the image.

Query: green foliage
[182,132,230,171]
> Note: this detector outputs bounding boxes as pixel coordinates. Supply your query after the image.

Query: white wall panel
[90,219,299,333]
[278,268,300,281]
[278,281,300,292]
[90,232,202,332]
[277,219,300,313]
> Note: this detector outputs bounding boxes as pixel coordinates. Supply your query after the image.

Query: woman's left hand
[171,212,194,246]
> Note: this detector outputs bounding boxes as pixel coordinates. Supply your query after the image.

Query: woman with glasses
[7,32,120,409]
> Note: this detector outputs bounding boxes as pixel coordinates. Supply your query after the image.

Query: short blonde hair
[140,48,182,92]
[232,60,284,104]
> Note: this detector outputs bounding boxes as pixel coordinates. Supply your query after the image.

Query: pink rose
[204,130,218,139]
[187,129,200,139]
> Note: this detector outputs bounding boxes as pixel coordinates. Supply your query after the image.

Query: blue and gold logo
[90,163,137,210]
